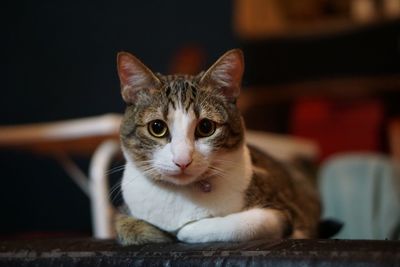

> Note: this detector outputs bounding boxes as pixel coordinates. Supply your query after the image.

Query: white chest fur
[121,145,252,233]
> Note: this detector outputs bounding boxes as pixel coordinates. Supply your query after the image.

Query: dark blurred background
[1,0,399,238]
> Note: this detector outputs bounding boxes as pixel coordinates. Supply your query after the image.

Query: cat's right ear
[117,52,161,103]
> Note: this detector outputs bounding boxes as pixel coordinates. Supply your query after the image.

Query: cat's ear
[117,52,161,103]
[200,49,244,101]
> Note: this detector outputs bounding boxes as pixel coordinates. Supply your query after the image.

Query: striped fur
[119,72,243,165]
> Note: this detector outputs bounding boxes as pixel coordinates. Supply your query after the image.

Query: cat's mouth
[154,160,212,189]
[160,167,191,178]
[156,165,196,181]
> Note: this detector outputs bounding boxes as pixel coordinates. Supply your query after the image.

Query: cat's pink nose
[174,159,192,170]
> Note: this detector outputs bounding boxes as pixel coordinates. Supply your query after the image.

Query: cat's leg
[177,208,288,243]
[115,214,173,245]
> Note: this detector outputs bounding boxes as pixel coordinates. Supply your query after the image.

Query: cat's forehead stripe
[162,76,199,114]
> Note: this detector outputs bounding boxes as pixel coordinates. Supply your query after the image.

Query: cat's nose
[174,159,193,170]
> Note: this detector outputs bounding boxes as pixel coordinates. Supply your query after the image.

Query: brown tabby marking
[120,73,243,166]
[245,145,320,238]
[115,214,173,245]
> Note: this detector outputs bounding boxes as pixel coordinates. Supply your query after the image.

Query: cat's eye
[148,120,168,138]
[196,119,216,138]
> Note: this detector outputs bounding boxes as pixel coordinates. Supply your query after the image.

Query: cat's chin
[157,174,213,193]
[160,174,198,186]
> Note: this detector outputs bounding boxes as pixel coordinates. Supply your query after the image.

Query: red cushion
[291,98,384,161]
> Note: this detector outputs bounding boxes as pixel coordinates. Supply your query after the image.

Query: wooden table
[0,114,123,238]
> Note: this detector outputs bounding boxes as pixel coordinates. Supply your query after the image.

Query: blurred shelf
[238,73,400,112]
[241,19,400,86]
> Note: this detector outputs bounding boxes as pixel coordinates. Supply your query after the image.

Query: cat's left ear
[200,49,244,101]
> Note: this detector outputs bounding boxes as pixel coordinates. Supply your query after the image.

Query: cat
[115,49,320,244]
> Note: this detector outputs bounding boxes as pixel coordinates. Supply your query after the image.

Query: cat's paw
[115,214,173,245]
[177,218,220,243]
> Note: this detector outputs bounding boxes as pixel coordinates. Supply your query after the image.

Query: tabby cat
[115,49,320,244]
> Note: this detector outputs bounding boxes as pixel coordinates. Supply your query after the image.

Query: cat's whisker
[113,167,160,203]
[208,165,228,176]
[116,170,159,202]
[208,170,226,179]
[212,159,237,169]
[213,158,236,164]
[106,163,129,203]
[109,180,123,203]
[106,164,126,175]
[140,166,159,177]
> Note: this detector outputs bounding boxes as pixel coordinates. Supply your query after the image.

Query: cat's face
[117,49,244,186]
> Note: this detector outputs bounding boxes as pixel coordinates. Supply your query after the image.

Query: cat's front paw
[177,218,219,243]
[115,214,173,245]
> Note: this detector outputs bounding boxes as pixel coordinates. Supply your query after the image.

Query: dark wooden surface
[0,238,399,266]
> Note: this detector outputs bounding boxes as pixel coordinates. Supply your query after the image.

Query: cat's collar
[196,179,212,193]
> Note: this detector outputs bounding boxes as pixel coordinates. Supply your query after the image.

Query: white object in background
[246,130,319,162]
[89,140,120,239]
